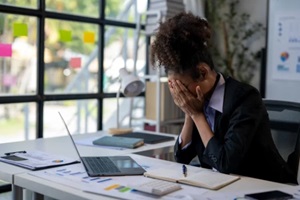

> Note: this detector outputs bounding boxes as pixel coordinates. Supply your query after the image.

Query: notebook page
[180,171,239,189]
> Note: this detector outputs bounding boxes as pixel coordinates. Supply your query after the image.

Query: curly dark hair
[150,12,214,78]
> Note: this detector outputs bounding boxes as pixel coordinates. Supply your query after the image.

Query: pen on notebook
[182,165,187,177]
[4,151,26,156]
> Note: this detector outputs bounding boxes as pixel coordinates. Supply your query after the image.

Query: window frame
[0,0,148,139]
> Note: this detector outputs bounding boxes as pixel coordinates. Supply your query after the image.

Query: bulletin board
[266,0,300,103]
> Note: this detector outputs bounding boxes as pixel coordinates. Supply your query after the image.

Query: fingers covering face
[168,80,183,107]
[169,80,188,95]
[168,79,205,116]
[169,79,199,112]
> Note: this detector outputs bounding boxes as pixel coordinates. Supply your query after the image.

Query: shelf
[142,75,168,82]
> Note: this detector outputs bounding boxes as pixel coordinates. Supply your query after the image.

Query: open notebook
[144,165,240,190]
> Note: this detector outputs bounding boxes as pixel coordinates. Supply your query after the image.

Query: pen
[4,151,26,156]
[182,164,187,177]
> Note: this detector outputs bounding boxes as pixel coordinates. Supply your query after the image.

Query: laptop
[58,112,146,177]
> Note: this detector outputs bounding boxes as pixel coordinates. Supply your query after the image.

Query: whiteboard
[266,0,300,103]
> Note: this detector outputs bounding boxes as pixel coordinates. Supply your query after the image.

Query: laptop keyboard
[84,157,120,173]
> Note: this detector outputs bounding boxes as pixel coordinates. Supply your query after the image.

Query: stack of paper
[145,0,185,35]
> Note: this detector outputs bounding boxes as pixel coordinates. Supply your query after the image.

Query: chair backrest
[263,99,300,183]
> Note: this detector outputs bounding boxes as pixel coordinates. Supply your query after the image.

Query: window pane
[0,13,37,95]
[103,26,146,93]
[0,103,36,143]
[0,0,37,9]
[105,0,147,23]
[44,19,99,94]
[44,99,98,138]
[45,0,100,18]
[102,97,144,131]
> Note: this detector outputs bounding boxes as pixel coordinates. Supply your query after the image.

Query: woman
[150,12,297,184]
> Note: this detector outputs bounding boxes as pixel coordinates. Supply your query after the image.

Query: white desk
[203,176,296,199]
[0,130,177,199]
[75,130,177,160]
[14,164,113,200]
[3,131,297,200]
[14,155,178,200]
[13,154,298,200]
[0,133,119,199]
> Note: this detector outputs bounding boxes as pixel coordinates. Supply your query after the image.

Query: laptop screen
[58,112,84,160]
[58,112,146,176]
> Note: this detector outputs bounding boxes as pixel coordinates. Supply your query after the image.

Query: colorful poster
[272,13,300,80]
[83,31,95,43]
[0,44,12,57]
[13,23,28,37]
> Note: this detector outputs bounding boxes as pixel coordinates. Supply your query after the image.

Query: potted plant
[205,0,265,83]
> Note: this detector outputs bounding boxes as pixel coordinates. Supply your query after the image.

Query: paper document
[0,150,80,170]
[29,164,207,200]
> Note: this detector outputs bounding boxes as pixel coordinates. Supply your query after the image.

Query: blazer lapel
[214,111,222,137]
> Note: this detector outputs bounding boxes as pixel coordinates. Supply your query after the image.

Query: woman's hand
[168,80,205,118]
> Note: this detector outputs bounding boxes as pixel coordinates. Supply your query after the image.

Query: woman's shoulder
[224,76,260,96]
[223,76,263,113]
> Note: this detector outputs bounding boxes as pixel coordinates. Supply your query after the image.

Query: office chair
[263,99,300,184]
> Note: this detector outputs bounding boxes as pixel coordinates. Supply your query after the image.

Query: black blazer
[174,77,297,184]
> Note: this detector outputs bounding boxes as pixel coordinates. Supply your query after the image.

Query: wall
[238,0,268,89]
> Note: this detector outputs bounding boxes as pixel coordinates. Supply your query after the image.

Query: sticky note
[83,31,95,43]
[119,187,131,192]
[104,184,120,191]
[69,57,81,68]
[13,23,28,37]
[0,44,12,57]
[59,30,72,42]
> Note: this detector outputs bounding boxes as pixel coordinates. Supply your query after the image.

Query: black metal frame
[258,0,270,98]
[0,0,146,138]
[264,99,300,132]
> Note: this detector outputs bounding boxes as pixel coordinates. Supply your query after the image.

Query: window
[44,100,98,138]
[45,0,100,18]
[0,0,37,9]
[44,19,99,94]
[0,13,37,95]
[0,0,147,143]
[0,103,36,143]
[103,26,146,93]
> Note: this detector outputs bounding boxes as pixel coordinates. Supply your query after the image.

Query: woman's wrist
[184,114,193,125]
[190,112,205,121]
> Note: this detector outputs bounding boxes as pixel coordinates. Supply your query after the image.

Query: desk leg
[33,192,43,200]
[24,189,33,200]
[12,185,23,200]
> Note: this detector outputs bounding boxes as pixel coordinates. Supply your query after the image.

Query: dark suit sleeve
[174,127,198,164]
[203,88,264,173]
